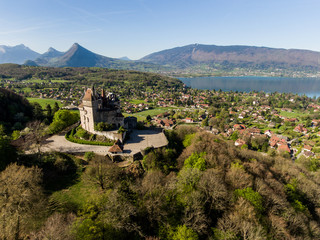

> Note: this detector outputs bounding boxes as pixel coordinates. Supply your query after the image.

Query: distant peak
[72,43,80,47]
[47,47,57,52]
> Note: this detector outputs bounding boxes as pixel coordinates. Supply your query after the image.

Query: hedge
[65,128,114,146]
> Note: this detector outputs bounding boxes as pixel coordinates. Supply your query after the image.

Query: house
[233,124,246,131]
[247,128,261,136]
[303,151,315,158]
[277,143,291,153]
[264,130,273,138]
[294,124,308,134]
[303,145,312,152]
[235,139,246,147]
[108,140,123,154]
[184,117,194,123]
[312,119,320,127]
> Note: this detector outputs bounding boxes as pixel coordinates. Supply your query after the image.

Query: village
[2,77,320,161]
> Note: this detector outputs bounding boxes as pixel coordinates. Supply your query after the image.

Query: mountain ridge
[140,43,320,71]
[1,42,320,75]
[0,44,40,64]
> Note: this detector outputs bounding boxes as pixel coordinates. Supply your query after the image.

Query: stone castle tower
[79,87,124,133]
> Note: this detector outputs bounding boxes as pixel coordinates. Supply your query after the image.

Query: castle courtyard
[40,129,168,156]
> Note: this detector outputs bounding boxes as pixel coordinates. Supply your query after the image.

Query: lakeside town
[2,75,320,162]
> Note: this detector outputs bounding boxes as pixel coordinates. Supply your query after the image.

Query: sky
[1,0,320,60]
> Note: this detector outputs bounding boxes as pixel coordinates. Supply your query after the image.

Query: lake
[179,76,320,98]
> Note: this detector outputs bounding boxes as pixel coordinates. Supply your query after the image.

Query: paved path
[40,133,111,155]
[40,129,168,155]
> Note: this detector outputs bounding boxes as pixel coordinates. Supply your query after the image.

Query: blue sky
[1,0,320,59]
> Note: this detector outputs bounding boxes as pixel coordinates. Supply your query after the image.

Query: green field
[27,98,62,108]
[23,79,71,83]
[128,99,146,104]
[124,107,180,121]
[279,110,306,118]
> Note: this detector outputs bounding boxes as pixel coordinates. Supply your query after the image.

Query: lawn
[124,107,180,121]
[128,99,146,104]
[279,110,307,119]
[50,179,99,212]
[27,98,62,108]
[23,79,71,83]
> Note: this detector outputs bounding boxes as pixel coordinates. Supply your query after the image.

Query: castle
[79,87,124,134]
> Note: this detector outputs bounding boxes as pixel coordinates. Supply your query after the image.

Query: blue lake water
[179,76,320,98]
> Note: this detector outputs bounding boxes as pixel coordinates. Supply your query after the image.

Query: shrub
[49,110,79,134]
[94,122,113,131]
[84,152,95,161]
[65,129,114,146]
[182,133,195,148]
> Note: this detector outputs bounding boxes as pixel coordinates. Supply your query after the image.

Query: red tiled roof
[109,141,123,153]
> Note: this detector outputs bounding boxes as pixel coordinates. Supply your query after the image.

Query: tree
[171,225,199,240]
[45,104,52,122]
[49,110,79,134]
[0,135,17,170]
[52,102,60,114]
[23,121,46,156]
[32,102,44,120]
[0,164,44,239]
[85,156,122,190]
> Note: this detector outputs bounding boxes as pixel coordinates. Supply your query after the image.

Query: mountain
[118,56,132,61]
[0,44,40,64]
[140,44,320,73]
[24,43,169,72]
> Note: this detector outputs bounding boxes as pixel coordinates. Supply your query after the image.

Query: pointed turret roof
[83,88,93,101]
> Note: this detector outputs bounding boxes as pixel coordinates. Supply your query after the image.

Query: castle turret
[79,87,124,133]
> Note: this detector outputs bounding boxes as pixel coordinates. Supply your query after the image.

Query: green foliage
[241,144,248,150]
[230,131,239,141]
[94,122,113,131]
[11,130,20,140]
[184,152,206,171]
[118,126,126,134]
[170,225,199,240]
[143,148,177,174]
[307,158,320,172]
[285,179,308,212]
[49,109,79,134]
[201,117,209,127]
[183,133,195,148]
[75,127,90,139]
[84,152,95,161]
[0,88,33,132]
[177,167,202,193]
[234,187,264,213]
[65,128,114,146]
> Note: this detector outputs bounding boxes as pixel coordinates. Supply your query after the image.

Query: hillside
[0,87,33,130]
[0,64,183,90]
[140,44,320,75]
[3,126,320,239]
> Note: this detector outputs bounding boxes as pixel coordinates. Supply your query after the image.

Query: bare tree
[0,163,45,240]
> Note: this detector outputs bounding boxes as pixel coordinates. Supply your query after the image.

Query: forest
[2,123,320,239]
